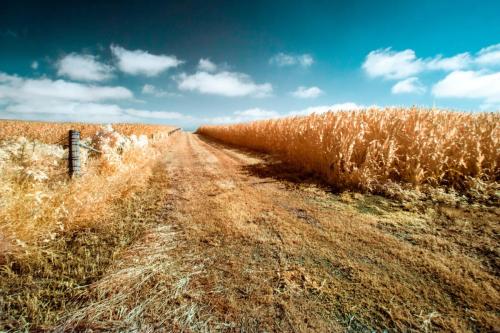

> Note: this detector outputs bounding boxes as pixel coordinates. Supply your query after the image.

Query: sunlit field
[0,112,498,331]
[197,107,499,201]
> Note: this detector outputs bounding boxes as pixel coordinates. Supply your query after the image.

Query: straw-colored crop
[197,108,499,196]
[0,119,175,144]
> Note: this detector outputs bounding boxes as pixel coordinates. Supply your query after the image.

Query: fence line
[67,127,181,177]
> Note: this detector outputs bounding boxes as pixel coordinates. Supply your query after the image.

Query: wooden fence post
[68,130,80,177]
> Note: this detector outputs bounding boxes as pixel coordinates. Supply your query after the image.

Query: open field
[197,108,499,200]
[0,119,175,144]
[0,114,499,332]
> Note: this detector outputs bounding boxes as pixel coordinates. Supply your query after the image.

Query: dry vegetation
[58,132,499,332]
[1,112,499,332]
[0,119,174,144]
[0,120,177,330]
[197,108,499,201]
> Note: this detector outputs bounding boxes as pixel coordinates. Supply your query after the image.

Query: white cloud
[432,70,500,104]
[362,48,425,80]
[363,48,472,80]
[141,84,157,95]
[110,44,183,76]
[205,108,278,124]
[205,103,377,124]
[0,72,191,125]
[202,103,381,125]
[391,77,426,94]
[123,108,187,120]
[1,99,189,123]
[198,58,217,72]
[234,108,279,118]
[57,53,113,81]
[475,44,500,66]
[426,53,472,71]
[4,100,123,116]
[141,84,179,97]
[31,61,39,70]
[0,72,132,102]
[176,71,272,97]
[291,86,324,99]
[269,53,314,67]
[0,72,142,123]
[363,44,500,104]
[288,103,371,116]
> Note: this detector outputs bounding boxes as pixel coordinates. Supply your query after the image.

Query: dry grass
[0,121,177,330]
[2,114,499,332]
[197,108,499,199]
[0,119,175,144]
[0,123,175,251]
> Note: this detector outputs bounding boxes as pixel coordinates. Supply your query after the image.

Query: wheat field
[197,108,499,198]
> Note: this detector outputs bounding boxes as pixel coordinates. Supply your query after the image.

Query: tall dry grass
[1,122,178,329]
[197,108,499,197]
[0,123,175,256]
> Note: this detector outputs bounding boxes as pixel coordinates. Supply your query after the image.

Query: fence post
[68,130,80,177]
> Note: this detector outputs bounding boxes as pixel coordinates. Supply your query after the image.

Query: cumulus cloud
[1,99,189,123]
[432,70,500,104]
[0,72,132,102]
[198,58,217,72]
[111,44,183,76]
[426,53,472,71]
[391,77,426,94]
[363,44,500,104]
[31,61,39,70]
[141,84,180,97]
[362,48,474,80]
[0,72,188,125]
[269,53,314,67]
[141,84,158,95]
[0,72,148,123]
[291,86,323,99]
[57,53,113,81]
[4,100,123,116]
[362,48,425,79]
[475,44,500,66]
[176,71,272,97]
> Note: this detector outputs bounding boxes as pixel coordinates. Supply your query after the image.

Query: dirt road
[63,132,498,332]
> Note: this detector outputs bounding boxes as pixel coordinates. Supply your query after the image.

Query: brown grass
[62,132,496,332]
[196,108,499,199]
[0,119,176,144]
[0,121,177,330]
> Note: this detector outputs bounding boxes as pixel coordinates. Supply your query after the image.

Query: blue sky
[1,0,499,130]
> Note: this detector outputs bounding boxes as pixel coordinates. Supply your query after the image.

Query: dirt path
[61,132,499,332]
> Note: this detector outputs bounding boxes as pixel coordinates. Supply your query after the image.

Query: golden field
[0,114,499,332]
[0,119,175,144]
[197,108,499,199]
